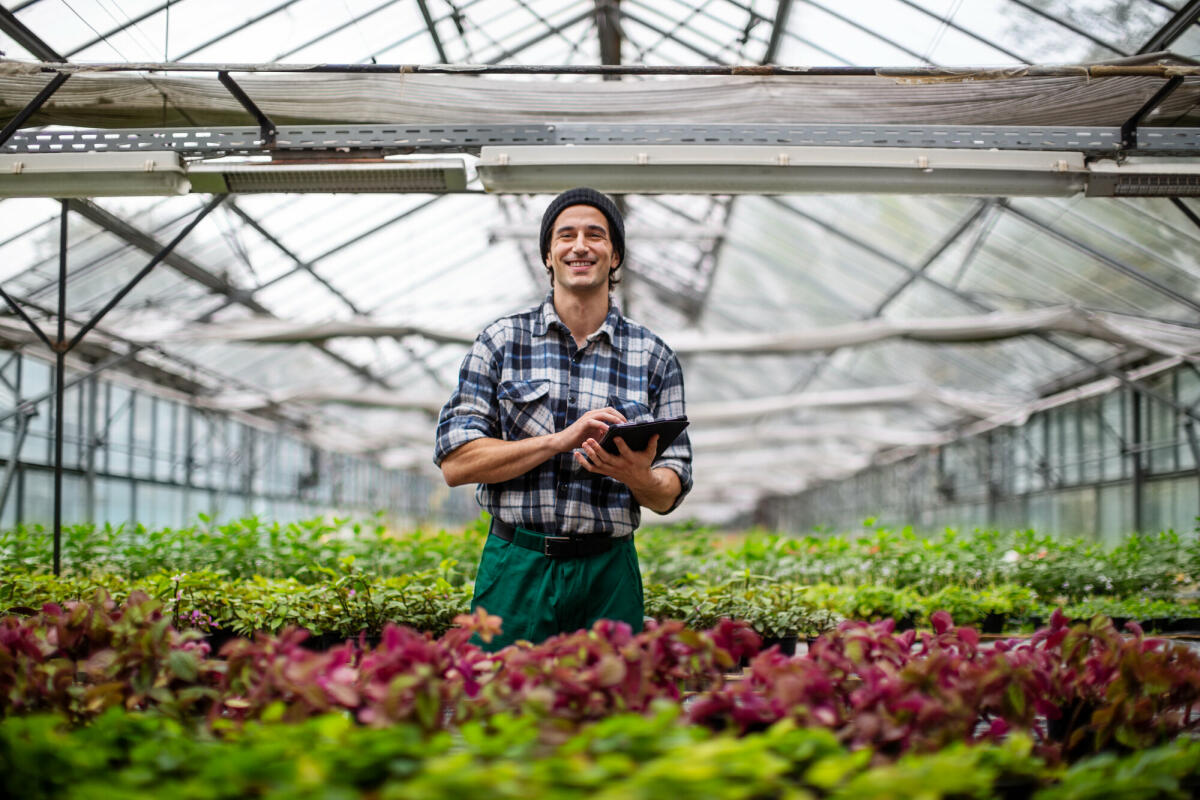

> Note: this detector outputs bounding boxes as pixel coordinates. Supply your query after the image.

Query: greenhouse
[3,0,1200,797]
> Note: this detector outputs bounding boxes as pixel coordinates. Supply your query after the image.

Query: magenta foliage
[687,610,1200,762]
[0,591,218,721]
[217,621,492,729]
[479,617,756,721]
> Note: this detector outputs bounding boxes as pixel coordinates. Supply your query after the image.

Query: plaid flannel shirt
[434,292,692,537]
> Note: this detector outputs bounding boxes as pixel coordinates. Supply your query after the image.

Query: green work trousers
[469,523,644,651]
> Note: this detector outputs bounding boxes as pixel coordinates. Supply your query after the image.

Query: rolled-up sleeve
[433,330,502,467]
[649,348,693,513]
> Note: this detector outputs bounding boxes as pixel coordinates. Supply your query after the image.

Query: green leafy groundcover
[2,569,1195,642]
[4,513,1199,598]
[6,707,1200,800]
[2,513,1198,637]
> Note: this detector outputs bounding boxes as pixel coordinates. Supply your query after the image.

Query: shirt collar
[535,291,625,350]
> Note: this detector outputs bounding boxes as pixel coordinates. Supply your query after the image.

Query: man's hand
[574,434,682,513]
[553,407,626,453]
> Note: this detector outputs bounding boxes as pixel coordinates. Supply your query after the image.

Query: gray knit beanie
[538,187,625,265]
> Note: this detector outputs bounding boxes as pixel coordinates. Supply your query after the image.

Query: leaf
[167,650,198,682]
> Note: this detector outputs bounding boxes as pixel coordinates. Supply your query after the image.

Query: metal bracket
[218,71,278,148]
[0,72,69,150]
[1120,75,1185,151]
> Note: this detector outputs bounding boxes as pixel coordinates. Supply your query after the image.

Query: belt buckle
[542,535,571,557]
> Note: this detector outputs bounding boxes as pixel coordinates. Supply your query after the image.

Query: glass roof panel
[3,0,1198,523]
[927,200,1200,319]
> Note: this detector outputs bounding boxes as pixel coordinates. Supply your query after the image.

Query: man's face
[545,205,619,293]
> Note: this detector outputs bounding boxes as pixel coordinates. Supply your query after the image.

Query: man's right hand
[553,407,626,453]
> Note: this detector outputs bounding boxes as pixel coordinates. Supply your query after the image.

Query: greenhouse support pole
[1185,420,1200,514]
[0,408,33,518]
[84,374,98,523]
[52,200,67,576]
[1130,387,1145,533]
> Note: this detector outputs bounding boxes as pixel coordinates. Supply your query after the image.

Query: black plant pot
[992,775,1039,800]
[982,612,1006,634]
[760,635,798,656]
[1164,617,1200,635]
[298,631,340,651]
[204,627,239,654]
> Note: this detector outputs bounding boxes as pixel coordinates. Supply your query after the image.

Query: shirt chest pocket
[498,379,555,440]
[608,393,653,425]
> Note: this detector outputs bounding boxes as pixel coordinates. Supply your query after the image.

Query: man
[434,187,692,650]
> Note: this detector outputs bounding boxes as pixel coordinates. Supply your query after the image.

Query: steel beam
[84,374,97,522]
[235,195,445,310]
[0,4,63,60]
[217,71,277,146]
[868,201,992,316]
[225,200,361,313]
[595,0,622,75]
[1120,75,1185,148]
[415,0,450,62]
[1130,387,1145,530]
[66,195,227,352]
[52,200,66,575]
[762,0,793,64]
[66,199,269,313]
[0,72,68,149]
[24,201,202,301]
[63,198,394,390]
[1139,0,1200,54]
[1172,197,1200,232]
[0,282,54,351]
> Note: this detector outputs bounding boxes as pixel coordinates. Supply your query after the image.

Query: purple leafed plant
[686,609,1200,762]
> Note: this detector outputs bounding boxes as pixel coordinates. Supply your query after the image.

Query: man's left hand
[574,434,682,514]
[574,434,659,491]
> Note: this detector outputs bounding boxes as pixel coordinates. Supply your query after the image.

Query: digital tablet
[598,415,689,458]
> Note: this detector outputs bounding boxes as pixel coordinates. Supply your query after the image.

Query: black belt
[490,518,631,558]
